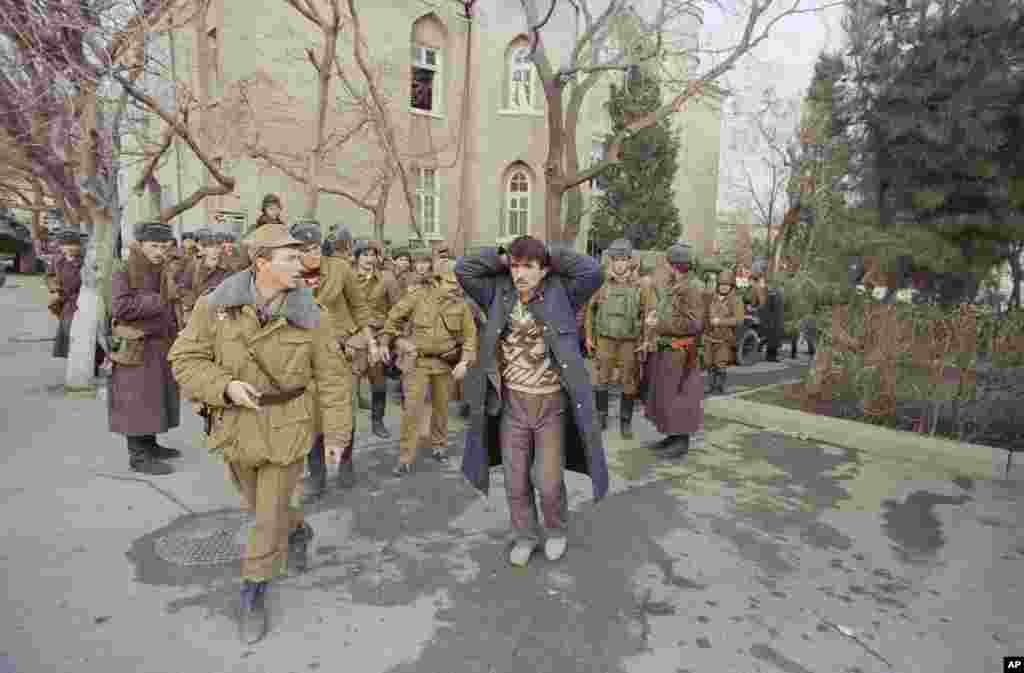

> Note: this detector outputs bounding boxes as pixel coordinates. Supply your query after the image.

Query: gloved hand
[226,380,261,409]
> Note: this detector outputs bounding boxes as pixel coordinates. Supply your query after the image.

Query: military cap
[244,223,302,251]
[751,258,768,277]
[410,247,432,261]
[607,238,633,258]
[55,229,84,244]
[194,228,217,245]
[666,242,693,266]
[335,226,352,244]
[290,220,323,245]
[353,239,383,260]
[261,193,282,209]
[134,221,175,242]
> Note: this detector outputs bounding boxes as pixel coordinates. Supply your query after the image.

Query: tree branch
[132,125,175,195]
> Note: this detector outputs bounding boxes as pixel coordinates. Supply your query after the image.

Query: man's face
[413,259,432,275]
[59,243,82,260]
[509,257,548,295]
[435,253,450,270]
[717,282,733,295]
[221,241,234,256]
[140,240,173,265]
[357,249,378,273]
[256,246,303,290]
[395,256,411,274]
[300,243,322,271]
[201,242,222,268]
[611,256,630,276]
[265,204,281,221]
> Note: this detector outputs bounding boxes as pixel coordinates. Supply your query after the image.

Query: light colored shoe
[544,536,568,561]
[508,541,536,567]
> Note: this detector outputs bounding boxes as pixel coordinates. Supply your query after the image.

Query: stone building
[121,0,723,254]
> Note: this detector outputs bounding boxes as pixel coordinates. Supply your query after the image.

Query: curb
[704,395,1011,480]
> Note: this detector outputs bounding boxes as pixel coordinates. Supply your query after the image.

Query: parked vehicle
[0,213,43,274]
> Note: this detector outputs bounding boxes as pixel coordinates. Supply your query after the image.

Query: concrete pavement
[2,275,1022,673]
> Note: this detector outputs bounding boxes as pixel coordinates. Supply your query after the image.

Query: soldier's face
[510,257,548,295]
[265,205,281,221]
[414,259,432,275]
[257,247,304,290]
[717,283,733,295]
[395,257,411,273]
[357,250,378,273]
[140,240,173,265]
[201,242,222,268]
[221,242,233,256]
[300,243,322,271]
[60,243,82,260]
[611,257,630,276]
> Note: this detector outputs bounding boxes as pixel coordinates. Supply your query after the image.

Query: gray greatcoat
[456,246,608,501]
[108,250,181,436]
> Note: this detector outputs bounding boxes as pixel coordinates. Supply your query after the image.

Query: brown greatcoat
[168,271,351,466]
[644,275,706,436]
[108,249,181,436]
[705,289,744,368]
[355,268,401,331]
[179,259,232,323]
[49,255,83,358]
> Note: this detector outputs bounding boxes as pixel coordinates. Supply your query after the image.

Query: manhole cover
[153,510,252,567]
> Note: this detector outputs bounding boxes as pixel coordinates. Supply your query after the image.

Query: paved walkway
[2,275,1022,673]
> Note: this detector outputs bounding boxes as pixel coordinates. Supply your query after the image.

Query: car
[0,214,43,274]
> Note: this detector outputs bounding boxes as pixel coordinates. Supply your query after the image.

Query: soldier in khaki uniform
[704,268,744,394]
[168,224,352,644]
[289,221,373,498]
[584,239,654,439]
[381,270,477,475]
[179,229,233,326]
[353,239,401,438]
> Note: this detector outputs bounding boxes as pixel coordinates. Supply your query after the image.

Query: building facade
[121,0,723,255]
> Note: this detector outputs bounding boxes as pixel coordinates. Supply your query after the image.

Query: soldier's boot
[336,428,357,489]
[717,369,729,394]
[595,389,609,432]
[620,395,635,440]
[302,437,326,504]
[143,434,182,460]
[127,436,173,475]
[287,522,314,575]
[661,434,691,459]
[238,580,269,644]
[371,391,391,439]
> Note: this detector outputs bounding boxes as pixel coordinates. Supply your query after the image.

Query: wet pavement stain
[881,491,972,563]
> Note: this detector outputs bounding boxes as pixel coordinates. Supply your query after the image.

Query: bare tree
[516,0,840,244]
[0,0,236,389]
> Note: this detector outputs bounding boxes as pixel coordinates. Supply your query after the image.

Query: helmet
[751,258,768,277]
[607,238,633,259]
[290,220,323,245]
[261,193,282,209]
[666,242,693,266]
[353,239,382,260]
[718,269,736,285]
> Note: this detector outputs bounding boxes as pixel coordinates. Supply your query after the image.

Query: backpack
[595,284,642,339]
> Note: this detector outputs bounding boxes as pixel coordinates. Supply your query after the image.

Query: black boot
[288,523,314,575]
[128,436,173,475]
[595,389,609,432]
[238,580,269,644]
[335,428,357,489]
[620,395,634,439]
[717,369,728,394]
[302,436,326,504]
[661,434,690,459]
[371,391,390,439]
[143,434,182,460]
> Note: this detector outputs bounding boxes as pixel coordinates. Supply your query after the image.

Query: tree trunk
[66,206,113,390]
[373,178,391,242]
[1010,246,1022,310]
[562,79,594,247]
[306,22,340,220]
[542,80,567,244]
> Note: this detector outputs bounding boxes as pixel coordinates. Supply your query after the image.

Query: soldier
[288,220,372,498]
[456,236,607,567]
[108,222,182,475]
[391,246,414,296]
[168,224,352,644]
[47,230,105,374]
[584,239,652,439]
[381,269,477,475]
[245,194,284,237]
[704,268,744,394]
[352,240,401,438]
[179,229,233,326]
[643,242,705,458]
[434,246,452,273]
[409,246,434,289]
[222,232,251,273]
[333,226,354,263]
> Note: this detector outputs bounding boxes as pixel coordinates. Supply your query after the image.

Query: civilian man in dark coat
[456,236,607,568]
[108,221,182,475]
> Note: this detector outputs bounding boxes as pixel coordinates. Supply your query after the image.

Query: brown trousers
[500,388,569,543]
[593,335,642,396]
[398,365,451,465]
[228,460,305,582]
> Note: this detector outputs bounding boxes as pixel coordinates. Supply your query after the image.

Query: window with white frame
[413,167,440,236]
[509,47,535,110]
[505,171,530,237]
[589,140,607,191]
[411,45,441,114]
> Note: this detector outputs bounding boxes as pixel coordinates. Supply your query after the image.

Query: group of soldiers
[44,192,761,643]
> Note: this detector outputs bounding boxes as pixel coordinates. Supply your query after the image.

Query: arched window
[509,46,535,110]
[411,15,446,115]
[505,170,531,237]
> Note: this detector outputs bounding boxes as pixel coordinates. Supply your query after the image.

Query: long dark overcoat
[108,251,181,436]
[52,256,82,358]
[456,246,609,501]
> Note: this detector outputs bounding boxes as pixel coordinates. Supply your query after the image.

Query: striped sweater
[499,298,562,395]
